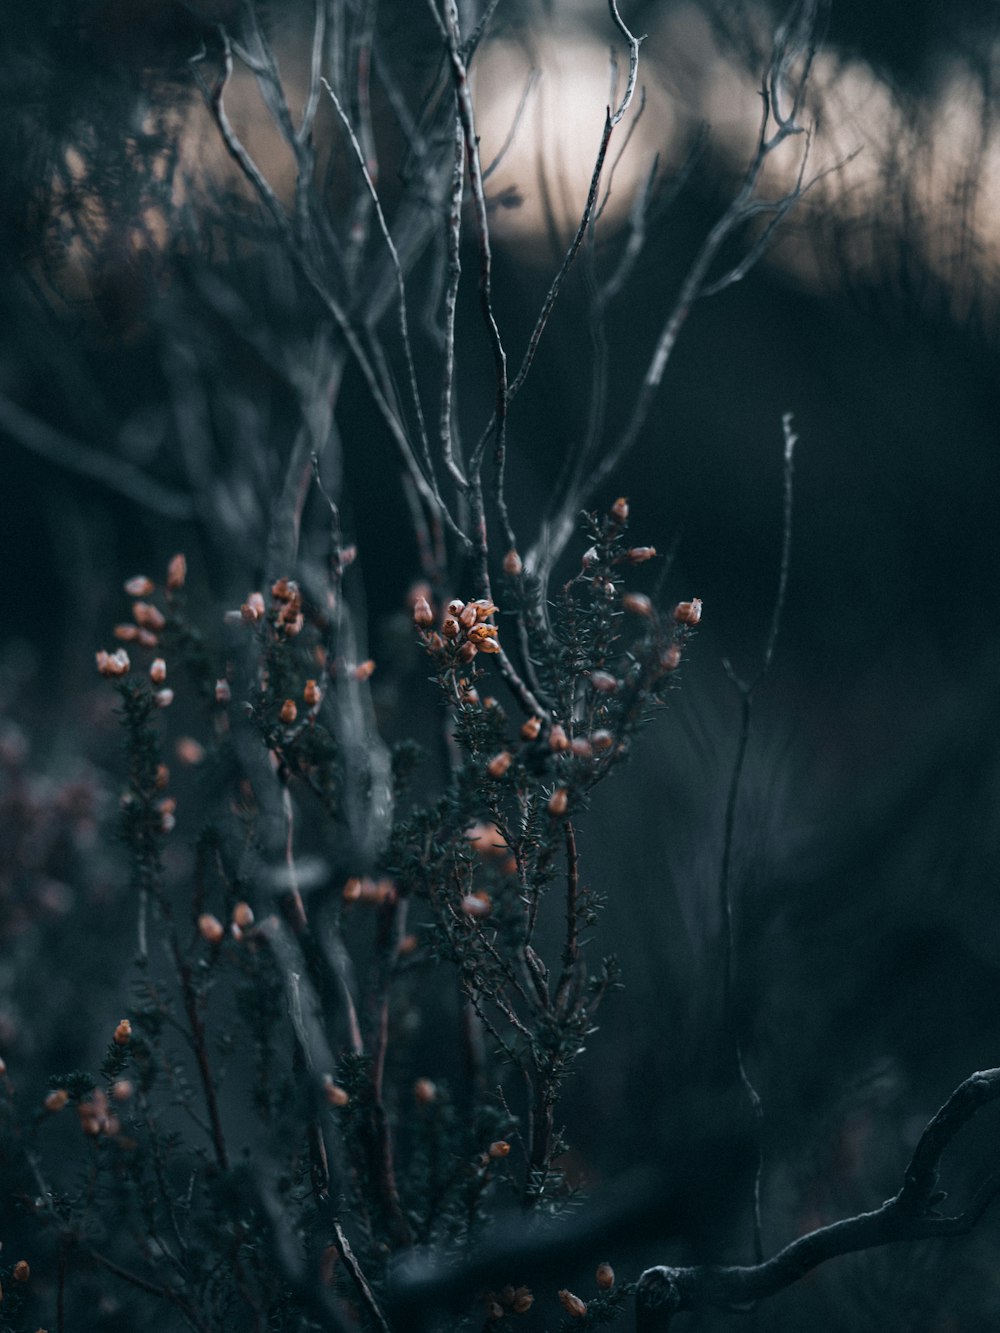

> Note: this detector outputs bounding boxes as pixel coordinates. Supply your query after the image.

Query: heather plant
[2,2,1000,1332]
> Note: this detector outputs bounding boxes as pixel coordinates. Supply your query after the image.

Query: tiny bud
[591,729,614,751]
[303,679,321,707]
[673,598,702,625]
[232,902,254,929]
[461,893,492,918]
[113,1019,132,1046]
[198,914,225,945]
[548,788,568,816]
[149,658,167,684]
[596,1263,614,1290]
[488,1140,511,1159]
[322,1074,349,1107]
[154,688,174,708]
[476,639,500,654]
[627,546,657,564]
[413,1078,437,1105]
[610,496,629,524]
[486,751,512,779]
[160,812,176,834]
[570,737,593,758]
[132,601,166,632]
[590,670,618,693]
[412,596,434,628]
[155,764,170,789]
[486,1302,504,1321]
[240,592,266,623]
[397,933,419,956]
[111,1080,134,1102]
[166,553,187,590]
[468,623,499,643]
[136,628,159,648]
[282,613,304,637]
[96,649,130,678]
[659,645,682,673]
[342,877,363,903]
[442,616,460,640]
[503,548,523,576]
[512,1288,534,1314]
[279,699,297,724]
[215,679,231,704]
[581,546,599,569]
[13,1261,29,1283]
[457,642,478,663]
[521,716,542,740]
[113,623,138,641]
[447,599,465,616]
[175,739,205,769]
[472,600,499,621]
[124,576,154,598]
[459,604,478,629]
[353,660,375,681]
[548,724,570,752]
[558,1290,587,1318]
[44,1089,69,1113]
[622,592,652,616]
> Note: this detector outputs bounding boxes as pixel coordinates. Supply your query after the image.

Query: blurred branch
[636,1067,1000,1328]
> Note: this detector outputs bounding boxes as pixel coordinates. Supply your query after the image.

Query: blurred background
[2,0,1000,1327]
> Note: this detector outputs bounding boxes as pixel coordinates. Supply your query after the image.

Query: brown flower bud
[610,496,629,524]
[149,658,167,685]
[570,737,593,758]
[44,1088,69,1112]
[342,877,364,902]
[353,660,376,681]
[512,1287,534,1313]
[132,601,166,632]
[548,724,570,752]
[521,716,542,740]
[232,902,254,929]
[113,623,138,641]
[113,1019,132,1046]
[673,598,702,625]
[659,645,682,673]
[622,592,652,616]
[458,641,478,663]
[154,688,174,708]
[626,546,657,564]
[503,548,523,576]
[591,729,614,751]
[301,679,320,707]
[488,1140,511,1159]
[279,699,297,724]
[13,1261,29,1283]
[124,576,154,598]
[486,751,513,779]
[476,639,500,654]
[472,600,499,621]
[442,616,460,640]
[486,1301,504,1321]
[176,737,205,765]
[155,763,170,789]
[136,628,159,649]
[548,788,568,816]
[166,553,187,590]
[413,1077,437,1105]
[596,1262,614,1290]
[459,604,478,629]
[590,670,617,693]
[96,649,130,678]
[558,1289,587,1318]
[412,596,434,628]
[111,1079,134,1102]
[240,592,266,623]
[447,599,465,616]
[198,914,225,944]
[461,892,492,918]
[322,1074,349,1107]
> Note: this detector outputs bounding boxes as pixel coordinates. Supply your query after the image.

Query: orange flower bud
[622,592,652,616]
[442,616,460,639]
[322,1074,349,1107]
[113,623,139,641]
[124,576,154,598]
[610,496,629,524]
[461,892,492,918]
[548,724,570,752]
[412,596,434,628]
[659,645,682,673]
[591,729,614,750]
[44,1088,69,1112]
[596,1262,615,1290]
[232,902,254,929]
[548,788,568,816]
[111,1079,134,1102]
[413,1077,437,1105]
[521,716,542,740]
[476,639,500,654]
[627,546,657,564]
[486,751,513,779]
[503,548,523,576]
[488,1140,511,1158]
[198,914,225,944]
[113,1019,132,1046]
[155,763,170,789]
[279,699,297,724]
[166,553,187,590]
[673,598,702,625]
[240,592,266,623]
[397,933,419,956]
[96,649,130,678]
[133,602,166,632]
[353,660,375,681]
[12,1262,29,1284]
[512,1287,534,1314]
[342,877,363,902]
[558,1290,587,1318]
[149,658,167,685]
[459,604,478,629]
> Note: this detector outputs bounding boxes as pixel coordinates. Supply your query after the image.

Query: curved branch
[636,1067,1000,1330]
